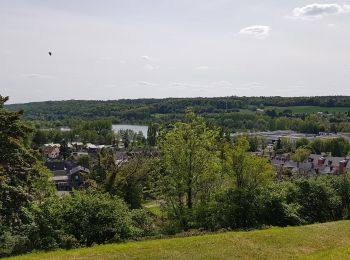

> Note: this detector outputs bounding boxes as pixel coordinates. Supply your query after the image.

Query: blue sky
[1,1,350,103]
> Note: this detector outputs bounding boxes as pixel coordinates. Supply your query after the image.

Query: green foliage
[291,148,311,164]
[159,109,220,230]
[259,182,304,226]
[28,191,150,250]
[0,96,51,225]
[5,98,350,257]
[225,137,274,190]
[130,209,156,237]
[112,156,160,209]
[8,97,350,134]
[0,95,55,257]
[296,137,309,149]
[325,137,350,157]
[294,177,342,223]
[77,155,90,169]
[115,129,146,148]
[310,138,326,154]
[147,124,157,147]
[59,139,71,160]
[91,149,117,190]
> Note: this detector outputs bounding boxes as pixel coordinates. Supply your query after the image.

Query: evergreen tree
[147,125,157,147]
[0,95,54,232]
[59,139,71,160]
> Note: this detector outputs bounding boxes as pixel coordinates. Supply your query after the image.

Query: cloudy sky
[1,1,350,103]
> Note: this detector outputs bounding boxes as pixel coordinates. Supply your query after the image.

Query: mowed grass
[301,245,350,259]
[266,106,350,114]
[7,220,350,260]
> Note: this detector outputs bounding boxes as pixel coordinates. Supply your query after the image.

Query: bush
[61,191,135,246]
[259,183,305,226]
[294,177,342,223]
[130,209,156,237]
[28,190,143,250]
[0,230,30,258]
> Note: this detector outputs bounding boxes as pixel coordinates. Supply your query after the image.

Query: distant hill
[8,220,350,260]
[5,96,350,122]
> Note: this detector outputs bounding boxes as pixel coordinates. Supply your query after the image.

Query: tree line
[7,96,350,134]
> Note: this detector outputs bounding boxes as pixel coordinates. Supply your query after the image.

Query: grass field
[7,220,350,260]
[302,245,350,259]
[265,106,350,114]
[143,200,162,216]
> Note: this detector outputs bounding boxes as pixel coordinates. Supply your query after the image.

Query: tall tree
[225,137,274,191]
[159,109,220,228]
[292,147,311,169]
[91,148,118,192]
[147,124,157,147]
[0,96,54,229]
[59,139,71,160]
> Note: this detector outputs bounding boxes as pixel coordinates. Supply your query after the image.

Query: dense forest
[6,96,350,134]
[7,96,350,121]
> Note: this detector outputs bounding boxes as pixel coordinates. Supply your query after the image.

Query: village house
[43,143,61,159]
[45,159,89,191]
[270,153,350,176]
[70,142,84,151]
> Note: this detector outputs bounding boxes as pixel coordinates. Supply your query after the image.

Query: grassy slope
[8,220,350,260]
[302,245,350,259]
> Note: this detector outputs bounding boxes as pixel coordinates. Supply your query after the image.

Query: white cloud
[168,82,216,90]
[169,81,235,91]
[138,81,158,87]
[141,55,152,61]
[143,64,159,70]
[195,66,210,70]
[292,3,350,19]
[19,73,55,79]
[241,82,264,89]
[95,56,113,64]
[103,83,117,89]
[211,81,233,88]
[239,25,271,39]
[345,64,350,73]
[99,56,113,61]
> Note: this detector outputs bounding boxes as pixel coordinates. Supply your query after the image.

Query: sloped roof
[69,166,90,175]
[51,175,68,182]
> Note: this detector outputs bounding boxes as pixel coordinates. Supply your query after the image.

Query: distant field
[8,220,350,260]
[266,106,350,114]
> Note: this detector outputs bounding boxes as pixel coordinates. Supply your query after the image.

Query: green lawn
[266,106,350,114]
[143,200,162,216]
[301,245,350,259]
[7,220,350,260]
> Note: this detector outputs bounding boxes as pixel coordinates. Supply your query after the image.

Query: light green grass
[266,106,350,114]
[8,220,350,260]
[301,245,350,259]
[143,200,162,217]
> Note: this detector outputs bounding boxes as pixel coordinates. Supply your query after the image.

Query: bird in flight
[48,51,52,56]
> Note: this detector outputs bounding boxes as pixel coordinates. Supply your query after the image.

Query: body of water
[112,124,149,137]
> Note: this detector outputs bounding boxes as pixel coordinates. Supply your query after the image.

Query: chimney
[339,160,348,175]
[318,157,326,165]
